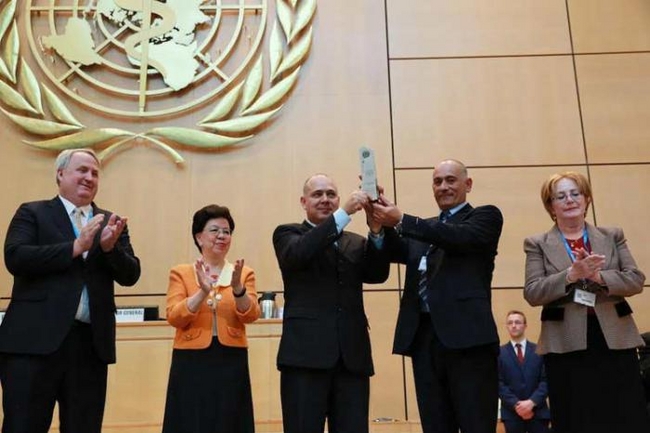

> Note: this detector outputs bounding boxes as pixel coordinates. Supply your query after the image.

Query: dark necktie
[418,245,434,312]
[419,212,450,312]
[516,343,524,364]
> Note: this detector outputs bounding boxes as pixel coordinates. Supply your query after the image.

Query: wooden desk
[104,320,284,433]
[0,320,452,433]
[0,320,285,433]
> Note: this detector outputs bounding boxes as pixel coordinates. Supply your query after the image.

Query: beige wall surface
[0,0,648,429]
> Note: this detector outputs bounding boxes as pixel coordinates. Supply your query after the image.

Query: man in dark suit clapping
[273,173,390,433]
[0,149,140,433]
[498,310,550,433]
[372,159,503,433]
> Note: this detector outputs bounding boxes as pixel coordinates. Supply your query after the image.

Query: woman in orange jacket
[162,204,261,433]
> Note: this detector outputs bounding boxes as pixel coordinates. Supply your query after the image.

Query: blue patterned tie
[418,212,450,311]
[418,246,433,312]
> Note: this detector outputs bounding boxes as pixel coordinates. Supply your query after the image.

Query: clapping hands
[100,214,128,252]
[568,247,606,284]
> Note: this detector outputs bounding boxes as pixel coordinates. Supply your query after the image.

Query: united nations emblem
[0,0,315,163]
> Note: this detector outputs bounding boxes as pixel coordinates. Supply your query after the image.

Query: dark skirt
[544,315,650,433]
[162,337,255,433]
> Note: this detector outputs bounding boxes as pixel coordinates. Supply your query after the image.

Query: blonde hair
[540,171,592,220]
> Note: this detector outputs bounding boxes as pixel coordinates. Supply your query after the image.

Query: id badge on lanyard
[561,230,596,307]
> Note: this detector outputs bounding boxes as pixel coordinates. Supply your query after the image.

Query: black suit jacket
[0,197,140,364]
[273,216,390,376]
[387,204,502,354]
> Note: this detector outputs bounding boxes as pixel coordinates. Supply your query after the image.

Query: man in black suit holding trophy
[373,159,503,433]
[273,168,389,433]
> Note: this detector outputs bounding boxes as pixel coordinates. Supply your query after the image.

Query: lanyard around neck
[559,228,588,263]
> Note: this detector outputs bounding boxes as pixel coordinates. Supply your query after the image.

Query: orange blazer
[166,263,260,349]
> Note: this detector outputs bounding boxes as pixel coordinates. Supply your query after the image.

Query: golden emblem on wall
[0,0,315,163]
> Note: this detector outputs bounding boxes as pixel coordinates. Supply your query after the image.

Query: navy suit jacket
[498,341,550,420]
[273,215,390,376]
[0,197,140,364]
[386,204,502,354]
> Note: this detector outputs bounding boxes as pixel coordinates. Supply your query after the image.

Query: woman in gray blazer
[523,171,649,433]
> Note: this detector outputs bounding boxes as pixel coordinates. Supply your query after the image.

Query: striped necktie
[73,208,84,232]
[72,207,91,323]
[418,245,434,312]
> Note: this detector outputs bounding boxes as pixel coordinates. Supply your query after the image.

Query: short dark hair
[191,205,235,253]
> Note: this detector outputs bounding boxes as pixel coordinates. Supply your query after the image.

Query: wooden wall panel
[386,0,571,57]
[568,0,650,53]
[292,1,389,98]
[100,148,193,297]
[104,338,171,427]
[365,291,407,421]
[0,145,60,298]
[576,53,650,163]
[390,56,585,167]
[589,165,650,277]
[247,321,283,423]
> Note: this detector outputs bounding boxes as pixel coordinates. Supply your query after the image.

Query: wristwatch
[394,214,405,234]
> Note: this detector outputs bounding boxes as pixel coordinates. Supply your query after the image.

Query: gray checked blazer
[523,223,645,355]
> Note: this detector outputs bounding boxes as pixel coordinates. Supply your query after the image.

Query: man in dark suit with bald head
[273,173,390,433]
[373,159,503,433]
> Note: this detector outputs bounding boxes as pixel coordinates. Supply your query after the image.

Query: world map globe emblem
[25,0,268,117]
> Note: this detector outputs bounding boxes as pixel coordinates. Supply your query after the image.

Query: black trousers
[544,314,650,433]
[411,314,499,433]
[280,362,370,433]
[502,418,550,433]
[0,322,107,433]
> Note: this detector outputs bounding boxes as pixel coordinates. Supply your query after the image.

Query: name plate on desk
[115,307,145,323]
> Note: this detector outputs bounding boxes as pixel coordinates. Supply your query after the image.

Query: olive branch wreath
[0,0,315,164]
